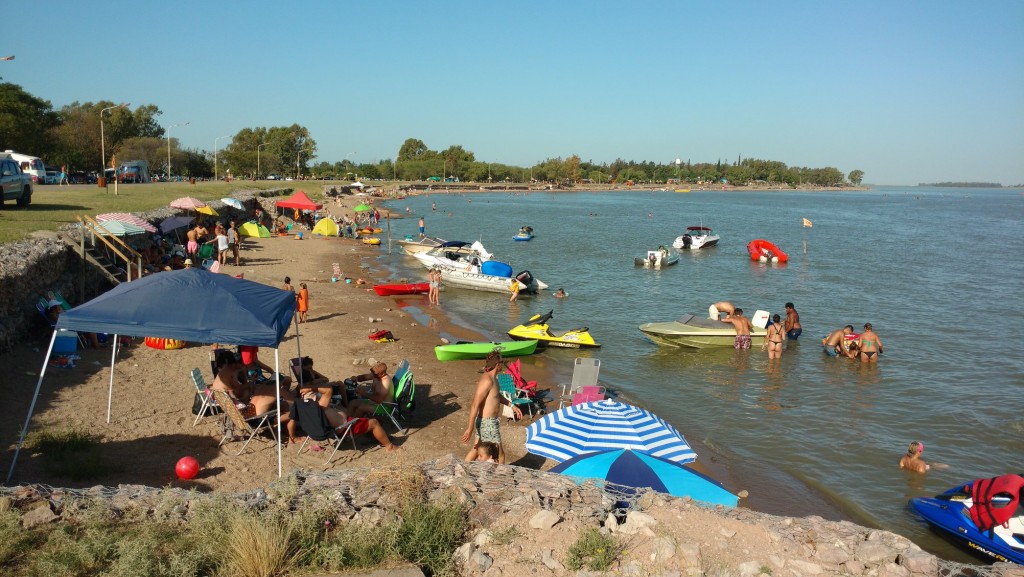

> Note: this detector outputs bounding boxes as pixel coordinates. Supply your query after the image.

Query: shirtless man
[823,325,856,358]
[287,391,398,451]
[461,351,521,464]
[708,301,735,320]
[720,307,753,349]
[784,302,802,340]
[186,223,201,262]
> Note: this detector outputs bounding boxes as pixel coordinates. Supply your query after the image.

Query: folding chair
[356,359,415,434]
[36,300,88,348]
[211,389,279,455]
[559,357,601,408]
[571,385,607,406]
[290,398,359,463]
[190,368,220,426]
[497,373,534,418]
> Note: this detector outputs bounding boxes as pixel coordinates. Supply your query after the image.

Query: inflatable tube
[747,239,789,263]
[145,336,186,350]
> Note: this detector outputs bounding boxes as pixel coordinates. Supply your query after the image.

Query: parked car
[68,171,91,184]
[267,174,282,180]
[0,153,33,206]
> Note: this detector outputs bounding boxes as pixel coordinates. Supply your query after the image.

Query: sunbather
[296,357,343,408]
[348,362,392,418]
[212,350,292,420]
[287,391,399,451]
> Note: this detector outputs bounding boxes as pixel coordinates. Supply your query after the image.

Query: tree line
[0,82,864,186]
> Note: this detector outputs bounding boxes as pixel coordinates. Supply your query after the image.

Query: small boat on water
[910,474,1024,565]
[514,226,534,241]
[397,235,447,255]
[436,263,547,294]
[373,283,430,296]
[435,339,539,361]
[747,239,788,263]
[507,310,601,348]
[639,311,770,348]
[412,240,492,271]
[635,246,678,269]
[672,226,720,250]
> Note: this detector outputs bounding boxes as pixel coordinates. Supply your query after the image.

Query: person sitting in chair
[296,357,344,409]
[212,350,292,422]
[287,391,399,451]
[239,345,293,390]
[348,362,392,418]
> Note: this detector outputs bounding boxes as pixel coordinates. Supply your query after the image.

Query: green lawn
[0,181,298,244]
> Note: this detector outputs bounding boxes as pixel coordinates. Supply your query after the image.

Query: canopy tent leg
[274,348,282,478]
[105,335,119,423]
[7,330,59,484]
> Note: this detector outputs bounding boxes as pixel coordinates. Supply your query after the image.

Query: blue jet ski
[513,226,534,241]
[910,474,1024,565]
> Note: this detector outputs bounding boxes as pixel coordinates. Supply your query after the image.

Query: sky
[5,0,1024,185]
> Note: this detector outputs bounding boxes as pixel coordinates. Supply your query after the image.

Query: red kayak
[373,283,430,296]
[747,239,789,263]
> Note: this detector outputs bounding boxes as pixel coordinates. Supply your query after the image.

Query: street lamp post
[257,143,267,179]
[100,102,129,179]
[167,122,189,181]
[214,135,230,181]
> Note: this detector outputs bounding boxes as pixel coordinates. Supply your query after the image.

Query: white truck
[118,160,150,183]
[2,150,46,184]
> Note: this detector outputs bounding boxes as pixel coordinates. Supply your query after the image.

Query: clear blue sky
[6,0,1023,185]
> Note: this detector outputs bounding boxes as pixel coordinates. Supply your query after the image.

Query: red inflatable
[145,336,186,350]
[747,239,789,263]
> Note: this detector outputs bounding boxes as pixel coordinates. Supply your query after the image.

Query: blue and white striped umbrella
[525,399,697,464]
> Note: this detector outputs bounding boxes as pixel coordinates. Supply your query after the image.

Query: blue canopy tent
[7,269,300,483]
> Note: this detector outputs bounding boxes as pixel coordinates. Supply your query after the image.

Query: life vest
[968,474,1024,533]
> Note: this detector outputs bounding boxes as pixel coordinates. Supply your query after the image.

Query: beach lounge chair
[571,385,607,406]
[211,389,279,455]
[559,357,601,408]
[497,373,534,419]
[289,398,360,463]
[190,368,220,426]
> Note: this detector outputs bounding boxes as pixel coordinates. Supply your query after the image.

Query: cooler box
[751,310,771,329]
[53,332,79,354]
[481,260,513,277]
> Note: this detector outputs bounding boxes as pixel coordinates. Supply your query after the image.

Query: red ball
[175,456,200,480]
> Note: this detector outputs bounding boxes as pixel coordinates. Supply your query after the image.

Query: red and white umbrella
[169,197,208,210]
[96,213,158,233]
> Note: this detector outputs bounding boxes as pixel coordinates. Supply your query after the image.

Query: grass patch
[27,429,123,482]
[566,528,623,572]
[488,525,523,546]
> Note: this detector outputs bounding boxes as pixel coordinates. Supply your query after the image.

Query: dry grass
[222,514,299,577]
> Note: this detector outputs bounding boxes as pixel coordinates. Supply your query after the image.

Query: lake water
[379,187,1023,561]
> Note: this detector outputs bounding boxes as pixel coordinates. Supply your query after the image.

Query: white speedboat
[672,226,720,250]
[412,240,493,270]
[436,263,547,294]
[397,235,447,255]
[634,246,678,269]
[639,311,770,348]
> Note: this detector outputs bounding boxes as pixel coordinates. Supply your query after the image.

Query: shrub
[566,528,622,572]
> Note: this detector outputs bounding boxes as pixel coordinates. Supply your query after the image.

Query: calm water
[380,187,1024,560]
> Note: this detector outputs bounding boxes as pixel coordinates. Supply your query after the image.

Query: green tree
[0,83,59,159]
[848,169,864,185]
[398,138,432,161]
[117,136,166,175]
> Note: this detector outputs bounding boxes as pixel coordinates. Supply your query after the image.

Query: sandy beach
[2,192,547,491]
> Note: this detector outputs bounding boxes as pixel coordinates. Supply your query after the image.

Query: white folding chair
[559,357,601,408]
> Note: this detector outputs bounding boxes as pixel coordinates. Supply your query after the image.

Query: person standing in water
[857,323,884,363]
[784,302,802,340]
[763,313,786,358]
[720,307,753,349]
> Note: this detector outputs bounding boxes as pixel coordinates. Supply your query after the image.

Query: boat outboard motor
[516,271,536,291]
[682,234,692,248]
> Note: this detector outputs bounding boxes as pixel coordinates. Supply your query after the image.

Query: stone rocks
[540,548,564,570]
[529,509,561,529]
[20,502,58,529]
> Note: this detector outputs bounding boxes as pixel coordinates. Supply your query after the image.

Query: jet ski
[910,474,1024,565]
[507,310,600,349]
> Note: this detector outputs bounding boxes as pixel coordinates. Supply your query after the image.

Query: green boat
[434,340,538,361]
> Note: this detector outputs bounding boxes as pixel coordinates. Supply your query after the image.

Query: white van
[3,150,46,184]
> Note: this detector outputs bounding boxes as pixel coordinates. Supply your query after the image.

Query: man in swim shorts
[822,325,856,358]
[461,350,521,463]
[720,307,753,349]
[784,302,802,340]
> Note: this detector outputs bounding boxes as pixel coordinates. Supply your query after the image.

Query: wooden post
[386,211,392,255]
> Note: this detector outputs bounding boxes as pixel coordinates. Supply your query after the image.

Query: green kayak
[434,340,539,361]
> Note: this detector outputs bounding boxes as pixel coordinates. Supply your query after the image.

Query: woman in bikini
[857,323,883,363]
[763,313,786,359]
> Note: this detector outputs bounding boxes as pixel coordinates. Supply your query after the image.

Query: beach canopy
[525,399,697,464]
[312,218,339,236]
[551,449,737,507]
[159,215,194,234]
[351,181,365,188]
[169,196,208,210]
[96,213,157,233]
[238,222,271,237]
[9,268,299,483]
[276,190,322,210]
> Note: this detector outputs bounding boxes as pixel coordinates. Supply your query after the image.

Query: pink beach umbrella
[169,197,208,211]
[96,213,158,233]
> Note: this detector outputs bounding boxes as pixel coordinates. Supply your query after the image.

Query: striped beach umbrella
[169,196,208,210]
[525,399,697,464]
[96,213,157,233]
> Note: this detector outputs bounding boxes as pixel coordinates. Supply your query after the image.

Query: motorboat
[435,263,548,294]
[435,339,538,361]
[514,226,534,241]
[635,246,678,269]
[412,240,493,271]
[372,283,430,296]
[747,239,788,263]
[910,475,1024,565]
[397,235,447,255]
[639,311,770,348]
[508,310,601,348]
[672,226,720,250]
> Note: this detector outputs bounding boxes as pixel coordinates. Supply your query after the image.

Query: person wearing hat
[461,350,521,464]
[184,258,194,268]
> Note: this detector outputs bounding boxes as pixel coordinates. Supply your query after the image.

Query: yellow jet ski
[507,310,600,349]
